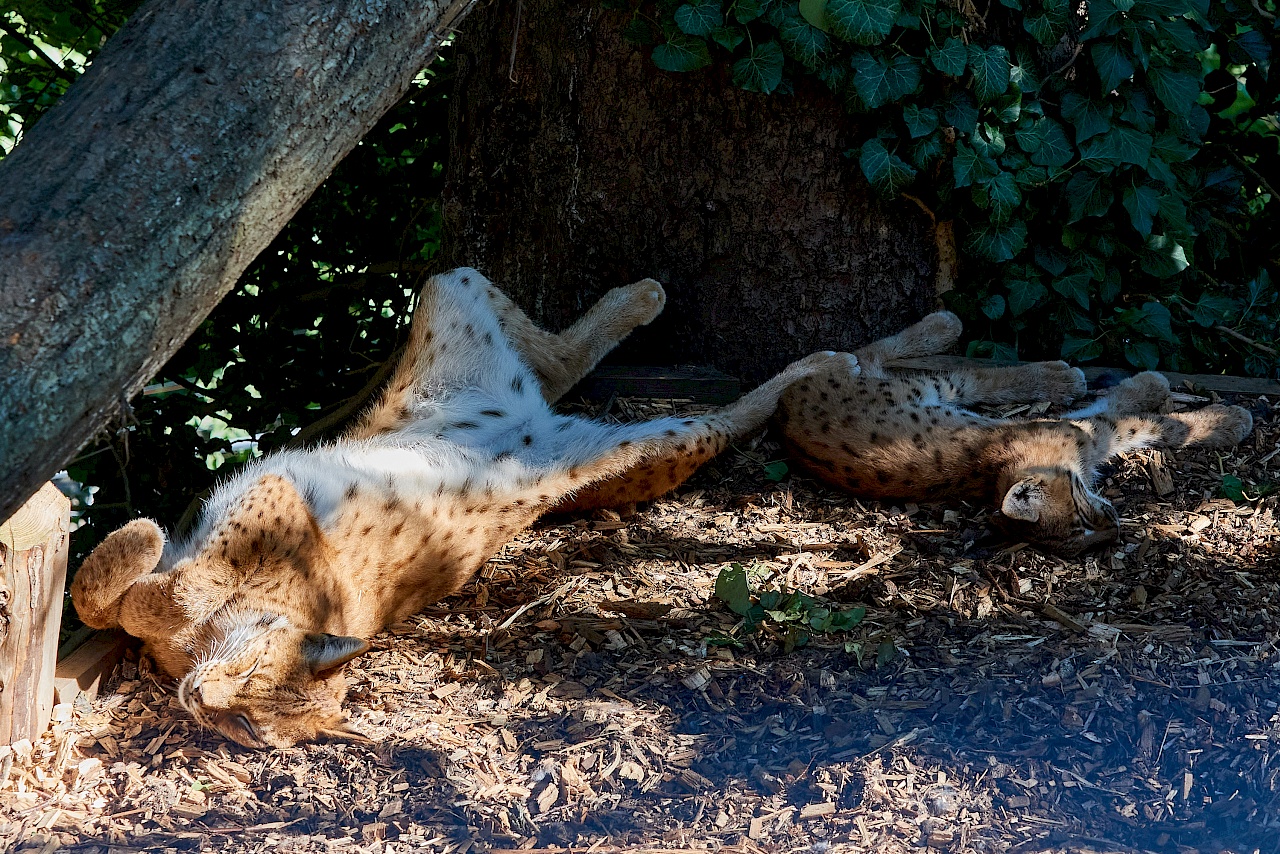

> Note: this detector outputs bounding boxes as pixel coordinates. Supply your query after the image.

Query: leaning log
[0,0,478,523]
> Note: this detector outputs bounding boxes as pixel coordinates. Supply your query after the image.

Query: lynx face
[991,468,1120,557]
[177,618,369,749]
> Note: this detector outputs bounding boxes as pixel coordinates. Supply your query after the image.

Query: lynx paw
[911,311,964,352]
[1110,371,1172,414]
[1036,361,1088,404]
[607,278,667,328]
[794,350,860,378]
[1199,404,1254,446]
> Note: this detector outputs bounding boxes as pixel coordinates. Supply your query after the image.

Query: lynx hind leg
[854,311,963,373]
[485,277,666,403]
[70,519,166,629]
[554,350,859,511]
[1154,404,1254,449]
[350,268,534,438]
[950,361,1087,406]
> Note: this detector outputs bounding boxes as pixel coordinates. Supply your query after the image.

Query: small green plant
[1220,473,1279,502]
[712,562,867,651]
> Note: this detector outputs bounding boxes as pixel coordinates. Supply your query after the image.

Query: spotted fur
[71,268,857,748]
[778,311,1253,555]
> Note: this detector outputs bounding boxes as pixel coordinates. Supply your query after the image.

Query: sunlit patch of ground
[3,390,1279,853]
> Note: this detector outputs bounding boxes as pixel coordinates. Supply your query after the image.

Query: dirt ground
[3,384,1280,854]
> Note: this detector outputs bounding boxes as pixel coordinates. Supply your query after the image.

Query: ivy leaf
[969,222,1029,264]
[623,16,661,44]
[968,44,1011,102]
[732,40,785,93]
[1229,28,1271,73]
[1139,236,1189,278]
[1126,301,1176,342]
[675,0,724,37]
[1148,66,1200,119]
[1124,340,1161,370]
[1051,272,1092,308]
[977,170,1021,222]
[903,104,939,138]
[953,140,1000,188]
[859,138,918,196]
[1062,335,1104,361]
[653,35,713,72]
[982,294,1007,319]
[1065,170,1112,221]
[714,564,754,616]
[1035,245,1068,276]
[940,90,978,134]
[1122,184,1160,234]
[1189,294,1239,327]
[711,25,746,50]
[777,13,829,69]
[762,460,790,481]
[1005,275,1045,313]
[1061,92,1112,143]
[798,0,833,30]
[734,0,766,23]
[1092,40,1135,92]
[910,133,946,169]
[930,37,968,76]
[971,123,1007,158]
[852,52,923,109]
[826,0,901,46]
[1019,117,1073,169]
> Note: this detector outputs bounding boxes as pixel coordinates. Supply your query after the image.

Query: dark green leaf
[1189,294,1238,327]
[777,13,829,68]
[798,0,833,30]
[910,132,946,169]
[1061,335,1104,361]
[852,52,923,108]
[968,44,1011,102]
[1006,276,1046,313]
[1147,66,1200,118]
[1024,118,1073,169]
[860,138,918,196]
[1061,92,1112,144]
[941,91,978,134]
[1124,340,1161,370]
[826,0,901,45]
[1065,171,1112,221]
[969,222,1029,263]
[1122,184,1160,234]
[732,40,785,93]
[675,1,724,36]
[653,35,713,72]
[711,25,746,50]
[623,16,661,44]
[734,0,766,22]
[953,140,1000,188]
[1092,40,1135,92]
[1035,245,1068,276]
[982,293,1007,319]
[929,37,968,76]
[1221,474,1247,503]
[714,564,754,616]
[762,459,790,481]
[903,104,939,138]
[978,170,1021,221]
[1139,236,1188,278]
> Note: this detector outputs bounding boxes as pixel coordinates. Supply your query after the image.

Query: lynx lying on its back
[779,311,1253,555]
[72,268,857,748]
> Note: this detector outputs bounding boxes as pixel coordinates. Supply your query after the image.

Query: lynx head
[991,467,1119,557]
[178,616,370,748]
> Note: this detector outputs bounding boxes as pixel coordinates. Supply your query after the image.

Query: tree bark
[0,483,70,744]
[442,1,938,386]
[0,0,477,523]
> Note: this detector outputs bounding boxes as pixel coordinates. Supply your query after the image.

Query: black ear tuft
[302,634,370,675]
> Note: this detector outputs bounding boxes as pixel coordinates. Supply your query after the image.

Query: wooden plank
[571,365,742,404]
[887,355,1280,397]
[0,482,70,745]
[54,630,131,706]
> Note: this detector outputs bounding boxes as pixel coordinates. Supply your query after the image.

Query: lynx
[778,311,1253,555]
[72,268,858,748]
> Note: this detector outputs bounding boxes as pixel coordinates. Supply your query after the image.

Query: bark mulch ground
[3,386,1280,854]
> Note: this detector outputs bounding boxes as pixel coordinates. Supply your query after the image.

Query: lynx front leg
[485,278,667,403]
[854,311,963,375]
[553,351,859,511]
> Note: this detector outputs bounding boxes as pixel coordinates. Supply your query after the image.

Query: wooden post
[0,483,70,744]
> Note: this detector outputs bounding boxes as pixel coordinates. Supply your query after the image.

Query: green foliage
[713,563,866,652]
[617,0,1280,377]
[1,5,454,562]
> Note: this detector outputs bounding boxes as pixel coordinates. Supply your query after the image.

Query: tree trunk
[0,483,70,745]
[0,0,477,523]
[442,1,938,386]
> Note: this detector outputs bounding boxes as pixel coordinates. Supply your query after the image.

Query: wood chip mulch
[3,388,1280,854]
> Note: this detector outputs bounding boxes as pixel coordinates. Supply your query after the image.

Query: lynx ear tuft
[1001,477,1048,523]
[303,633,370,675]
